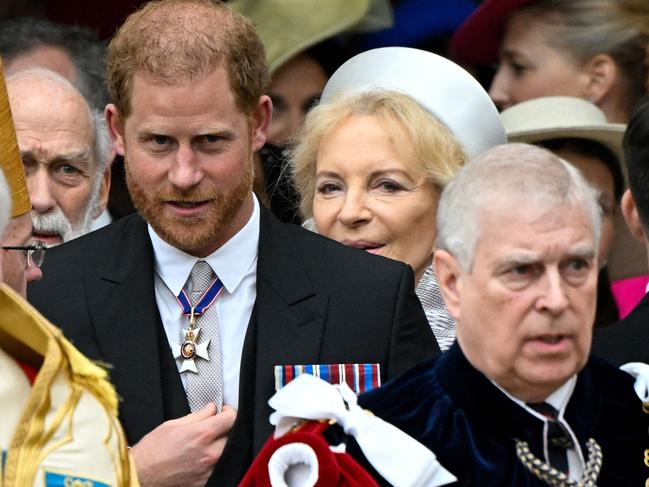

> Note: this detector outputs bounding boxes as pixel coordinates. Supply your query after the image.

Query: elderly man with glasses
[0,152,42,297]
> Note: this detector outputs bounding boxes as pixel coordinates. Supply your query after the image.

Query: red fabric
[450,0,536,65]
[16,359,38,385]
[239,421,379,487]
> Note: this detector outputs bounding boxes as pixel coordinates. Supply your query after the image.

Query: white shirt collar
[490,375,577,421]
[149,196,260,296]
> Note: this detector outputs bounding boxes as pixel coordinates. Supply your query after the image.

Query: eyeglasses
[1,240,47,268]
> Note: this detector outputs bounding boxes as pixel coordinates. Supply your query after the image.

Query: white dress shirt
[149,197,260,409]
[492,376,585,481]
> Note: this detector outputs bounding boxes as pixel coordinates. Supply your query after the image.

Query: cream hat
[320,47,506,158]
[501,96,626,164]
[230,0,392,74]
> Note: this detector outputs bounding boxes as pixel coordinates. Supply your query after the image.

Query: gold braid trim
[58,332,137,486]
[0,285,138,486]
[57,332,119,414]
[515,438,602,487]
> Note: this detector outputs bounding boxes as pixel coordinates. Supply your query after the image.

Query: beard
[125,155,254,255]
[31,183,100,245]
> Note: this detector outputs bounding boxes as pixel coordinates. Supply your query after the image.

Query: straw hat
[0,58,29,218]
[500,96,626,164]
[450,0,535,65]
[320,46,506,158]
[230,0,391,74]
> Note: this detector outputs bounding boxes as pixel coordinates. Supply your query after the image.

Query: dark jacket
[591,292,649,366]
[28,209,439,486]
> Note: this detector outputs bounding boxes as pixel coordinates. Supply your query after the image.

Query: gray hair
[437,143,602,270]
[518,0,649,108]
[0,170,10,236]
[92,109,112,174]
[7,68,111,178]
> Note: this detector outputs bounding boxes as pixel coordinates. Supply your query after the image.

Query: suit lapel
[211,209,329,483]
[249,209,329,453]
[83,216,170,443]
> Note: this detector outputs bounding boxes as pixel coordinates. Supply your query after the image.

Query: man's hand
[130,403,237,487]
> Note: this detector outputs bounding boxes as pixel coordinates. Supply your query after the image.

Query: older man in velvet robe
[359,144,649,486]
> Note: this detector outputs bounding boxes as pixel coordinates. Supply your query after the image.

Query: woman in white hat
[291,47,506,351]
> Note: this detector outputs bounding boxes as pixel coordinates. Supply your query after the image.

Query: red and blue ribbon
[175,278,224,316]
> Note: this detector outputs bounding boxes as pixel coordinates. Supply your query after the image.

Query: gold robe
[0,284,138,487]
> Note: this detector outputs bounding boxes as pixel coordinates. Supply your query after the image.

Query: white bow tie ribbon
[620,361,649,403]
[268,374,457,487]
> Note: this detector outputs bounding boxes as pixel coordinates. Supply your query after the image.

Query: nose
[27,167,57,215]
[168,145,203,190]
[336,188,372,228]
[488,66,511,111]
[536,269,569,316]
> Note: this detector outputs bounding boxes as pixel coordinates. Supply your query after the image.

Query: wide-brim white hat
[320,47,506,158]
[501,96,626,165]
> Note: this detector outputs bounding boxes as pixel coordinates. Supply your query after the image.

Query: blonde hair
[106,0,268,119]
[292,89,466,218]
[517,0,649,107]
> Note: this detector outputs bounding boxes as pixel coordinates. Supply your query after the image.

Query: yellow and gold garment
[0,284,138,487]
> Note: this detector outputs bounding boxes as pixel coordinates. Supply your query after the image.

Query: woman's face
[553,147,617,263]
[489,12,588,110]
[268,54,328,147]
[312,115,439,282]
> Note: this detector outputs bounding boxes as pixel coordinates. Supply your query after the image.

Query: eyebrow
[499,48,534,66]
[492,253,539,273]
[566,246,597,261]
[21,148,93,165]
[137,127,236,139]
[492,245,597,273]
[500,49,517,61]
[315,168,417,181]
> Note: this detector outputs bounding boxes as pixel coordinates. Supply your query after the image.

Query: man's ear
[582,54,617,105]
[105,104,125,156]
[433,249,463,322]
[250,95,272,152]
[93,167,112,219]
[621,188,647,242]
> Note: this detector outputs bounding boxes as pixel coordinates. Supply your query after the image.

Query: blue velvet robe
[358,344,648,486]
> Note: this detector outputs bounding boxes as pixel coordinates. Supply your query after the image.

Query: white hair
[437,143,602,270]
[0,170,10,235]
[92,108,112,174]
[7,68,111,176]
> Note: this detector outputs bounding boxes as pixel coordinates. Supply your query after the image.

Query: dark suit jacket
[28,209,438,486]
[591,292,649,366]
